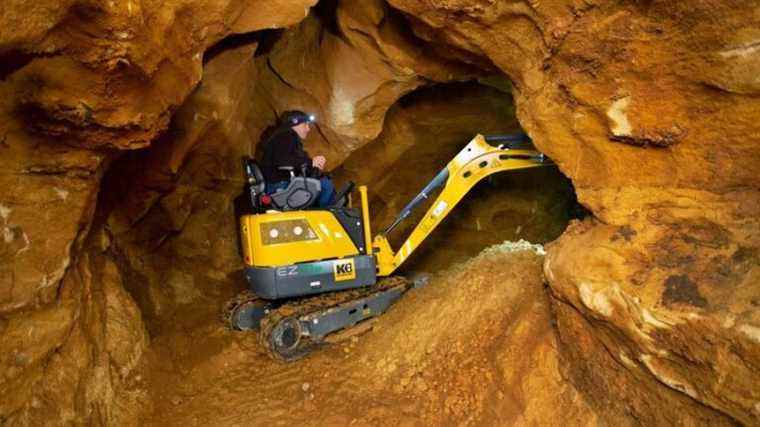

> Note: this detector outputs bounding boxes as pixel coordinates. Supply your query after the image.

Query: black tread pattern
[258,276,411,362]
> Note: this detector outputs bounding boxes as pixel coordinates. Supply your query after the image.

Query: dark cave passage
[333,80,580,273]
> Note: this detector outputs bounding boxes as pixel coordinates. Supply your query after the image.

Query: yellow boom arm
[371,134,551,276]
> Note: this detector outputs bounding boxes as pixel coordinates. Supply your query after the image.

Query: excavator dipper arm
[372,133,551,276]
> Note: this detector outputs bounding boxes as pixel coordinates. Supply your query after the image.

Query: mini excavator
[224,133,552,361]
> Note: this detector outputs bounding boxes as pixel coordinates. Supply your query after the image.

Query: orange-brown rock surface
[249,0,486,165]
[386,0,760,423]
[141,247,601,426]
[0,1,315,423]
[2,0,759,425]
[103,0,499,330]
[102,39,263,332]
[333,81,576,272]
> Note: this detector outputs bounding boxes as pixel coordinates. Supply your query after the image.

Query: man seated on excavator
[260,110,336,207]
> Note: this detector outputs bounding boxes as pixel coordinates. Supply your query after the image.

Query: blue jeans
[265,181,289,195]
[317,176,336,207]
[266,177,335,208]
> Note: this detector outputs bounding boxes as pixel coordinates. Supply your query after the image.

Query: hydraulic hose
[382,167,450,236]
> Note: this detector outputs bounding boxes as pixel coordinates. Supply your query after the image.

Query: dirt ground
[138,245,595,426]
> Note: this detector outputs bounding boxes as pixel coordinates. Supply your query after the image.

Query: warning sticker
[333,258,356,282]
[431,200,448,218]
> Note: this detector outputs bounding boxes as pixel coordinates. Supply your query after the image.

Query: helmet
[280,110,316,127]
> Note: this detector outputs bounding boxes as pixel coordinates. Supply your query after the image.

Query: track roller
[259,312,313,362]
[222,290,273,331]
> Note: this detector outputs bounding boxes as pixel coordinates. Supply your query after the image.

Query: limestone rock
[0,82,105,314]
[351,250,601,425]
[386,0,760,423]
[103,39,263,328]
[2,0,317,150]
[546,201,759,425]
[1,248,149,424]
[333,81,575,272]
[251,0,484,166]
[1,1,317,423]
[104,2,490,326]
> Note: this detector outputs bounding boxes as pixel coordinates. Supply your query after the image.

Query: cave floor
[137,246,574,426]
[142,312,402,426]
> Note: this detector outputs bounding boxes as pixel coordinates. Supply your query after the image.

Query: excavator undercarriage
[224,276,410,361]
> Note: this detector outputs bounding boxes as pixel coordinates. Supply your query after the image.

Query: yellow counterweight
[241,210,360,268]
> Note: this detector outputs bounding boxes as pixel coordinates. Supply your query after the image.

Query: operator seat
[241,158,321,211]
[269,166,322,210]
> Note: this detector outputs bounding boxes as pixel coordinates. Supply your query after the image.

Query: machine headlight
[261,220,318,245]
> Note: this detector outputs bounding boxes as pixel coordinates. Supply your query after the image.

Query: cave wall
[99,0,492,331]
[0,0,316,423]
[1,0,759,425]
[333,81,574,272]
[248,0,487,165]
[103,40,263,335]
[385,0,760,423]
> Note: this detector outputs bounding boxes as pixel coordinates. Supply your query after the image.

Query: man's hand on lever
[312,155,326,170]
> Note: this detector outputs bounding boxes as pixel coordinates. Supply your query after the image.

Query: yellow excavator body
[240,210,360,268]
[240,133,549,276]
[229,133,553,361]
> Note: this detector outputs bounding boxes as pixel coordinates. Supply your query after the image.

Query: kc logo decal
[333,259,356,281]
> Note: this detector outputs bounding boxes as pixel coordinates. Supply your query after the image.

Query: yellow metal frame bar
[359,185,373,256]
[372,134,550,276]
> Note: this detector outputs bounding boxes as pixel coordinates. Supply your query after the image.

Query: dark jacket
[261,128,311,183]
